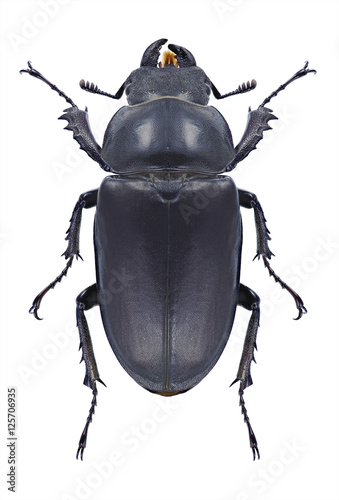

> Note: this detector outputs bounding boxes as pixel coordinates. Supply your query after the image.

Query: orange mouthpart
[159,50,178,67]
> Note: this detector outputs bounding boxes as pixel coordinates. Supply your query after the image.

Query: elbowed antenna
[79,79,125,100]
[212,79,257,100]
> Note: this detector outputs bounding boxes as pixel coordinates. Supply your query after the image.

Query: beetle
[20,39,315,461]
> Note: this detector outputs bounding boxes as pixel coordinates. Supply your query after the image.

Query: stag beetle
[20,39,315,461]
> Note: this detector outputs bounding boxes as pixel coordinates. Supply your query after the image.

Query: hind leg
[76,284,106,460]
[231,283,260,460]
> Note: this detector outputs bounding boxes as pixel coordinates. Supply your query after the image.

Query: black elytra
[20,39,316,461]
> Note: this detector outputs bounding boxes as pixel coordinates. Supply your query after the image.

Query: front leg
[230,107,277,169]
[238,189,307,320]
[230,62,316,170]
[20,62,108,171]
[30,189,98,320]
[58,107,109,171]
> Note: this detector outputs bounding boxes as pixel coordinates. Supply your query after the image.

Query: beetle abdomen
[101,98,235,175]
[95,174,241,393]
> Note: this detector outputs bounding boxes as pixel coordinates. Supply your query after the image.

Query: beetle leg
[228,62,316,169]
[238,189,307,320]
[62,190,98,260]
[20,60,77,108]
[58,108,108,170]
[260,61,316,108]
[228,107,278,169]
[76,284,106,460]
[29,189,98,320]
[238,189,274,260]
[231,284,260,460]
[19,62,107,170]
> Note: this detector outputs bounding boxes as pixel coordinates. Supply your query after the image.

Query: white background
[1,1,338,499]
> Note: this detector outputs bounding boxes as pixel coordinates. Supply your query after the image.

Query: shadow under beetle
[20,39,316,460]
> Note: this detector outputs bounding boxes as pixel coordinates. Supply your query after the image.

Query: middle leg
[29,189,98,319]
[238,189,307,320]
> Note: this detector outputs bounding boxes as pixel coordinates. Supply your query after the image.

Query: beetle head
[124,39,210,106]
[140,38,196,68]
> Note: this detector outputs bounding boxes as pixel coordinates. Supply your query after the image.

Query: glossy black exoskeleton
[20,39,315,460]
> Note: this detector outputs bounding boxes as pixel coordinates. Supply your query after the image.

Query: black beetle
[20,39,315,461]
